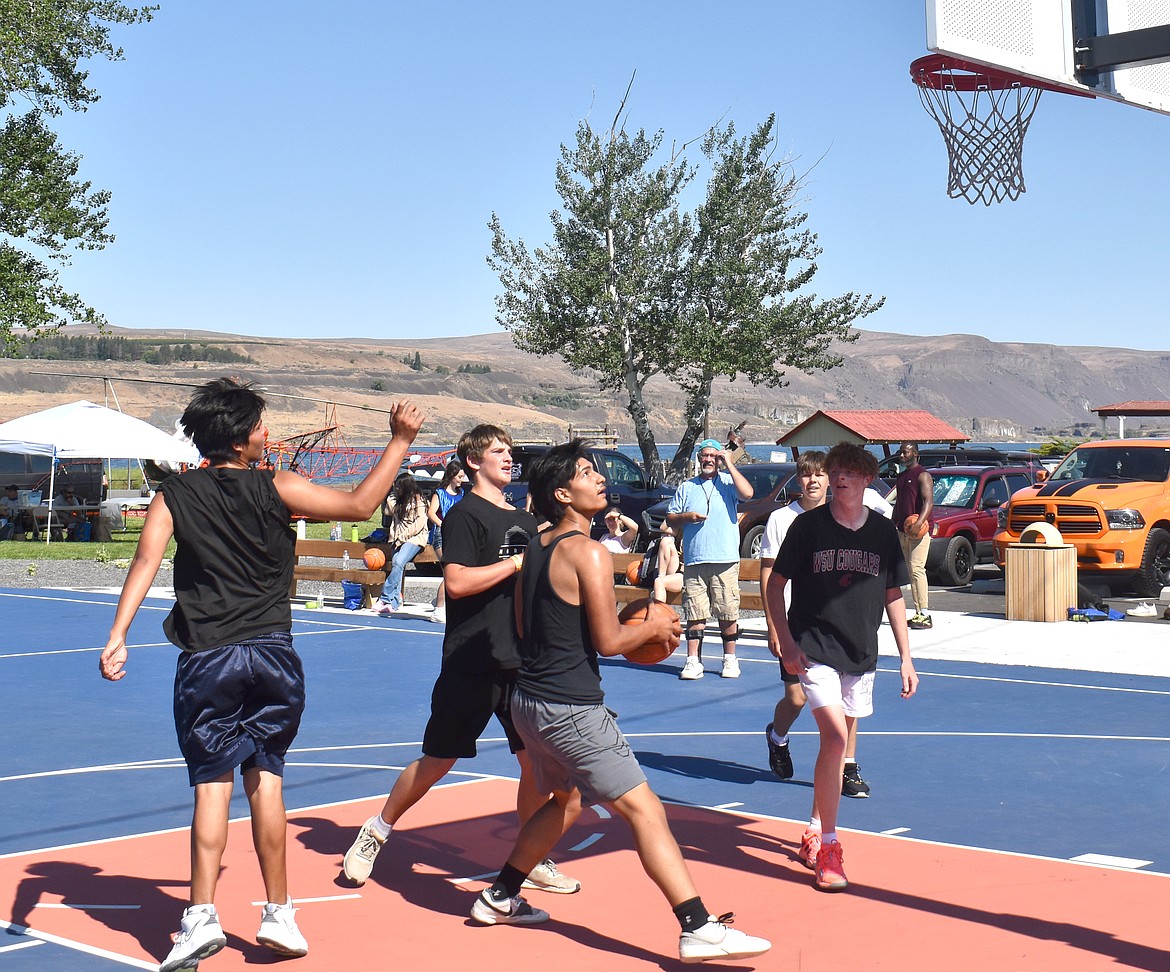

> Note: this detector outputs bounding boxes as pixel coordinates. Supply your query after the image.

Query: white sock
[822,831,838,844]
[809,816,821,832]
[369,814,392,839]
[770,728,788,746]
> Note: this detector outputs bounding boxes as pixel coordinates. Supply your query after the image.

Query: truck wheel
[1133,527,1170,597]
[938,536,975,586]
[741,525,765,560]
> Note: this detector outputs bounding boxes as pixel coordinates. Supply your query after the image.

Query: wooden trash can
[1005,543,1078,622]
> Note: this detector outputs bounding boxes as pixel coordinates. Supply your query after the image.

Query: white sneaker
[256,899,308,957]
[342,816,387,885]
[521,858,581,894]
[720,654,740,678]
[679,657,705,680]
[429,605,447,624]
[159,906,226,972]
[469,889,549,925]
[1127,602,1158,617]
[678,913,771,964]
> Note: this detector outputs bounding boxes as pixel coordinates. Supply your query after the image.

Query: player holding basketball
[470,440,771,964]
[766,443,918,892]
[341,424,582,895]
[99,379,424,971]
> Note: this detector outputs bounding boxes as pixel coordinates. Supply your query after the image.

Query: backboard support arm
[1076,23,1170,74]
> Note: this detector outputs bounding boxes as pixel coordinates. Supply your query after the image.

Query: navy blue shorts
[421,667,525,759]
[173,631,304,786]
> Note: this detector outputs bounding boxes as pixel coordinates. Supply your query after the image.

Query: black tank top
[160,467,294,652]
[516,530,603,704]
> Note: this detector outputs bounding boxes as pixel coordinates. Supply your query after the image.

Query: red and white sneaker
[815,840,848,892]
[797,828,822,871]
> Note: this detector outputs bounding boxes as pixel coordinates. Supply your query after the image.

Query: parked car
[0,453,105,503]
[993,439,1170,596]
[917,465,1034,586]
[877,446,1044,492]
[502,444,673,549]
[641,462,801,559]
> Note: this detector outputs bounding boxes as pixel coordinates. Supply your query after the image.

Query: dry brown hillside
[2,325,1168,446]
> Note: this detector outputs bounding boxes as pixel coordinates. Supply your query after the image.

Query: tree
[0,0,154,351]
[489,97,883,482]
[489,88,693,475]
[663,116,883,480]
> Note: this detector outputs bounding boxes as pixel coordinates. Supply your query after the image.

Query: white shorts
[799,664,875,718]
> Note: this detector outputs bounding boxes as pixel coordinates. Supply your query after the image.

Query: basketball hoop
[911,54,1058,206]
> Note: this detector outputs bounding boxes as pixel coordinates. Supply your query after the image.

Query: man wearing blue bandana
[666,439,753,680]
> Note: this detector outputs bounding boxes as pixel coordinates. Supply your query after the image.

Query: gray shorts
[511,689,646,805]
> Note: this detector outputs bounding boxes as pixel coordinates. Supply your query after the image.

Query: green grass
[0,513,383,561]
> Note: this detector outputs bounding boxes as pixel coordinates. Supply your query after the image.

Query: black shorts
[778,658,799,685]
[173,631,304,786]
[421,667,525,759]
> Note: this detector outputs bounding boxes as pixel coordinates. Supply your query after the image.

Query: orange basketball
[625,559,643,585]
[618,598,680,665]
[903,514,928,540]
[363,548,386,569]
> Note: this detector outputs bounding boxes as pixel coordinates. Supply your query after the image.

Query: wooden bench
[291,538,439,608]
[609,552,764,611]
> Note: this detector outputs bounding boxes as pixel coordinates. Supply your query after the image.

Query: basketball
[625,559,643,585]
[363,548,386,570]
[618,598,679,665]
[903,514,928,540]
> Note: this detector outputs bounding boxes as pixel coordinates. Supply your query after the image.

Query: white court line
[250,893,361,906]
[570,833,605,852]
[34,903,140,910]
[0,918,154,969]
[0,939,44,953]
[1070,853,1152,869]
[712,802,744,810]
[907,668,1170,697]
[882,827,912,835]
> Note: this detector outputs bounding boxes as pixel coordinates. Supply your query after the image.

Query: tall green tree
[0,0,154,352]
[490,99,884,483]
[664,116,883,480]
[489,91,693,475]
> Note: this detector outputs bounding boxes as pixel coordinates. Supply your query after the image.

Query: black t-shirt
[775,503,908,674]
[439,491,537,673]
[160,467,295,653]
[517,531,603,705]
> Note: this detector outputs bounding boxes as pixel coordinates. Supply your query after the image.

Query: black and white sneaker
[764,723,794,780]
[469,888,549,926]
[842,762,870,798]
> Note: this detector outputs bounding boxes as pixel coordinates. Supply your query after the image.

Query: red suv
[918,465,1033,585]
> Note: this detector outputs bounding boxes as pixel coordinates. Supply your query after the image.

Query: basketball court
[0,585,1167,970]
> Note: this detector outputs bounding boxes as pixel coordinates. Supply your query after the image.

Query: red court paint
[1,779,1163,970]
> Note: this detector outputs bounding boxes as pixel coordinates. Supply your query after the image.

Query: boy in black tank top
[100,379,424,972]
[470,441,771,966]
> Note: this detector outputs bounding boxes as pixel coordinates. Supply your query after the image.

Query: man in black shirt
[768,443,918,894]
[342,425,582,895]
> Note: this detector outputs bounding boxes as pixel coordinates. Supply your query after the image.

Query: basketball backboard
[926,0,1170,115]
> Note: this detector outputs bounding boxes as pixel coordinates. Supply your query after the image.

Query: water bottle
[295,518,306,540]
[350,525,359,542]
[330,521,342,541]
[342,549,350,569]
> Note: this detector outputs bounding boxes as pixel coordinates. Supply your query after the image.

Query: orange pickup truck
[993,439,1170,596]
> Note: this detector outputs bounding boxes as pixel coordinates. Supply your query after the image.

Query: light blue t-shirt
[667,471,741,565]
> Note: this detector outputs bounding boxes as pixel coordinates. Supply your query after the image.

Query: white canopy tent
[0,400,200,543]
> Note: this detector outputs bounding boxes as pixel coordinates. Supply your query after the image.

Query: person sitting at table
[1,484,34,540]
[54,487,85,539]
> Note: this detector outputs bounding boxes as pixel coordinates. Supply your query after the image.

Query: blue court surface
[1,585,1168,969]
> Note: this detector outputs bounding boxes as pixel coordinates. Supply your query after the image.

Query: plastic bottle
[295,519,306,540]
[331,521,342,541]
[350,524,359,542]
[342,549,350,569]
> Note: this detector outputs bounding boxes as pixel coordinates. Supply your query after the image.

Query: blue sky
[44,1,1170,350]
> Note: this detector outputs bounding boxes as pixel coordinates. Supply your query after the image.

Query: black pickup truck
[502,444,673,550]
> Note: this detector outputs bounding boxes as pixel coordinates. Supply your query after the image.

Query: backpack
[636,542,660,588]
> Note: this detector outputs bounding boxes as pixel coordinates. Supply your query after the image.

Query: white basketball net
[916,79,1043,205]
